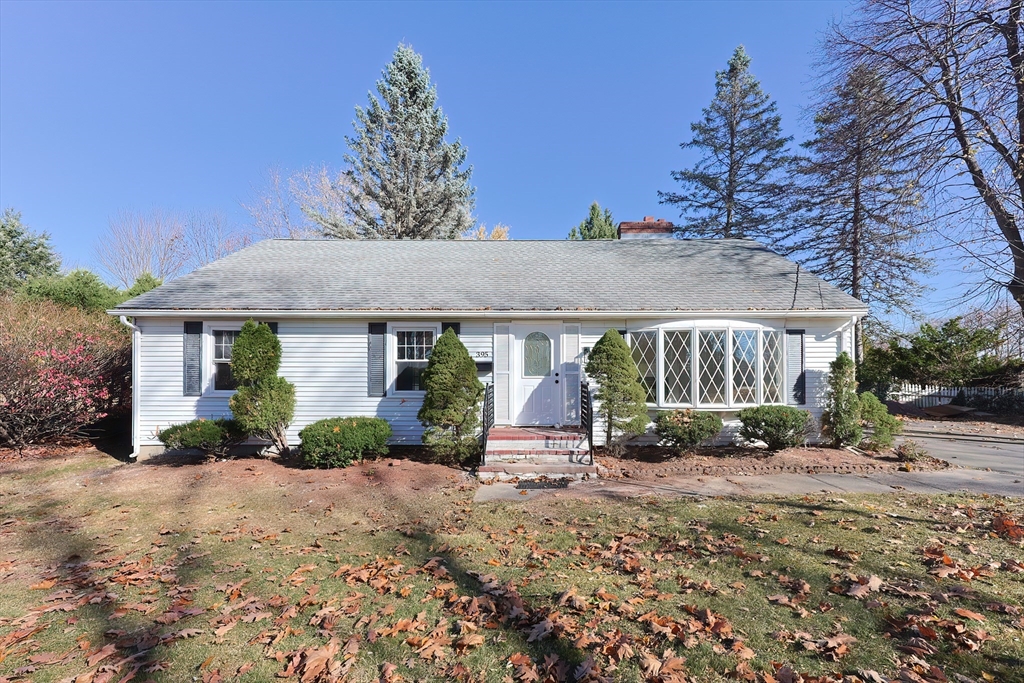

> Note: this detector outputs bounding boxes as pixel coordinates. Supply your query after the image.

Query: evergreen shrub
[585,330,650,449]
[298,417,392,468]
[821,352,862,448]
[229,320,296,454]
[654,409,723,451]
[858,392,902,451]
[158,418,246,459]
[738,405,812,452]
[418,329,484,465]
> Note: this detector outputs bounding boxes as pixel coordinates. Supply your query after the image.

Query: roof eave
[109,308,868,319]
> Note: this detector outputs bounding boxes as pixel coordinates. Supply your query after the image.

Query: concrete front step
[478,462,598,481]
[487,448,589,456]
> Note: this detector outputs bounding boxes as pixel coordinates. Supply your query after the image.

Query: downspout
[119,316,141,460]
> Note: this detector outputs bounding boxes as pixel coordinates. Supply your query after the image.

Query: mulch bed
[597,445,949,479]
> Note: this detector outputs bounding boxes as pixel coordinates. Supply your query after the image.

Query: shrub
[894,439,928,462]
[654,410,723,452]
[585,330,649,448]
[858,391,902,451]
[158,418,246,459]
[298,417,392,468]
[821,352,862,448]
[228,320,296,454]
[19,269,124,312]
[417,329,485,464]
[738,405,812,452]
[0,296,130,450]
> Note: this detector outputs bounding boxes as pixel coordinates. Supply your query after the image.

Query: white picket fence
[888,383,1024,408]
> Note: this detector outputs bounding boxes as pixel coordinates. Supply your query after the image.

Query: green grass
[0,452,1022,682]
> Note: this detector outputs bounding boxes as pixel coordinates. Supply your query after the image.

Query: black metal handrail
[580,380,594,465]
[481,382,495,466]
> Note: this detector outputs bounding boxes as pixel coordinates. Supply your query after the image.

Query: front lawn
[1,450,1022,682]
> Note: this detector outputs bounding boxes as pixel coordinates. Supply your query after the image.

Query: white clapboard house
[111,218,866,476]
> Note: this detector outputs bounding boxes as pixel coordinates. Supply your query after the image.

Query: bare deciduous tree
[461,223,510,240]
[95,210,187,287]
[243,166,351,239]
[96,209,254,286]
[827,0,1024,314]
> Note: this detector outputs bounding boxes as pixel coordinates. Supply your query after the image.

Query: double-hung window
[211,329,241,391]
[395,329,435,392]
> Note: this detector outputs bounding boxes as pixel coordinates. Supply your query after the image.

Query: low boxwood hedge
[158,418,246,458]
[737,405,812,452]
[298,417,392,468]
[654,409,723,452]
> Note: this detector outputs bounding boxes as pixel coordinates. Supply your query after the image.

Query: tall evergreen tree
[792,65,929,361]
[345,45,475,239]
[0,209,60,291]
[568,202,617,240]
[658,46,794,243]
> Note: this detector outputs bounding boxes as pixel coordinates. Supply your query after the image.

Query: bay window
[626,325,788,408]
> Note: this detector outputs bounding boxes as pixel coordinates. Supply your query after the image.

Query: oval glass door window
[524,332,552,376]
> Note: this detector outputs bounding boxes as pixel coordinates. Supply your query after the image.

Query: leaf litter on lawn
[0,450,1022,682]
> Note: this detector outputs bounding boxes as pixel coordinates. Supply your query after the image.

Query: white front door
[512,322,562,425]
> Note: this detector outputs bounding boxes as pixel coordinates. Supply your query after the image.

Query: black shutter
[183,322,203,396]
[368,323,387,397]
[786,330,806,405]
[267,322,278,334]
[441,322,460,336]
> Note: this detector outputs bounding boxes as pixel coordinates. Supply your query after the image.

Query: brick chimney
[617,216,675,239]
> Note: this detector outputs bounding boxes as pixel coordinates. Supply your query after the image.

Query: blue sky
[6,0,964,323]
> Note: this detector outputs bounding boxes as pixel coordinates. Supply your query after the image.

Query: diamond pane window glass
[396,330,434,391]
[524,332,552,377]
[697,330,727,404]
[732,330,758,404]
[762,330,784,403]
[663,330,692,404]
[630,331,657,403]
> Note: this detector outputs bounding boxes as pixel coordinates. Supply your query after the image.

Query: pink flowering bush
[0,297,130,450]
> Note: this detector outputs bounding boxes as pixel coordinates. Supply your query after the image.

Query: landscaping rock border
[598,457,950,479]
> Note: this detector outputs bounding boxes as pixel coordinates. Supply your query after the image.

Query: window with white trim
[663,329,692,404]
[731,330,758,404]
[630,331,657,403]
[212,329,241,391]
[395,329,435,392]
[697,330,727,404]
[762,330,784,403]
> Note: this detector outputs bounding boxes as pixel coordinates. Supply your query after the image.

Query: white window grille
[663,329,692,404]
[732,330,758,404]
[395,329,435,392]
[212,330,240,391]
[697,330,727,404]
[762,330,784,404]
[630,331,657,403]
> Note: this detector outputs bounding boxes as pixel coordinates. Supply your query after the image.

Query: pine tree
[418,329,485,464]
[568,202,617,240]
[791,66,929,361]
[345,45,475,239]
[585,330,649,448]
[0,209,60,291]
[658,46,794,243]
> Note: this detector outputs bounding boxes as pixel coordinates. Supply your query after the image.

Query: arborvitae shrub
[298,417,392,468]
[158,418,246,459]
[654,410,723,452]
[858,391,902,450]
[585,330,650,449]
[229,320,295,454]
[418,329,484,465]
[738,405,812,452]
[821,352,862,448]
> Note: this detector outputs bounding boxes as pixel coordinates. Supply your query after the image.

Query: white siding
[135,317,493,448]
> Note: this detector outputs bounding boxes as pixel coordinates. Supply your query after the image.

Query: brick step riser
[485,441,585,451]
[487,454,592,463]
[486,448,589,455]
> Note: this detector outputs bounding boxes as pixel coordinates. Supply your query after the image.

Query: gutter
[108,308,869,320]
[118,315,141,460]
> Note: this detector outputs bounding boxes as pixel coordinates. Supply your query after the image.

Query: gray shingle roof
[115,238,866,313]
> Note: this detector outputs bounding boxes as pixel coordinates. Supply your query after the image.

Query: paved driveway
[901,433,1024,477]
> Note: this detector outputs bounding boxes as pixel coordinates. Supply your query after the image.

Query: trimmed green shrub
[418,329,484,465]
[821,352,862,448]
[158,418,246,458]
[654,409,723,452]
[229,320,295,453]
[738,405,812,452]
[298,417,392,468]
[230,320,282,385]
[19,269,124,312]
[858,391,902,451]
[585,330,650,448]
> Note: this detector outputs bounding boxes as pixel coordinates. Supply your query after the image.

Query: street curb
[900,430,1024,446]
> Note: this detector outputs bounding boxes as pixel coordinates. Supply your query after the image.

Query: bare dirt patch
[596,445,947,481]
